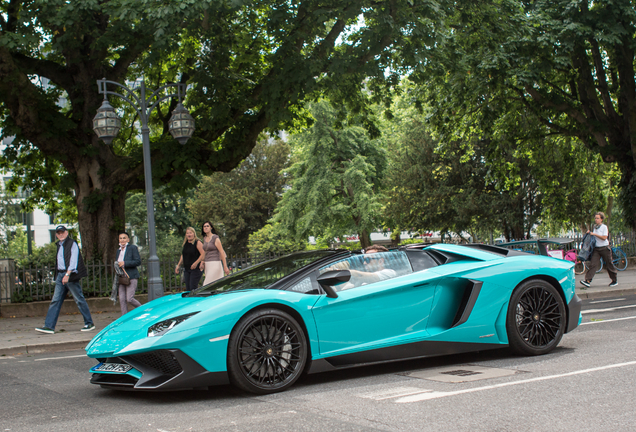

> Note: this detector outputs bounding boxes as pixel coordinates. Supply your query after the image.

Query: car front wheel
[227,308,307,394]
[506,279,566,356]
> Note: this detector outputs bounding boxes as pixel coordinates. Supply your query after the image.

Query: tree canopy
[188,137,291,254]
[0,0,442,263]
[272,101,386,249]
[410,0,636,229]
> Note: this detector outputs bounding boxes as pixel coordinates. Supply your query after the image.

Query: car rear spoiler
[498,238,576,257]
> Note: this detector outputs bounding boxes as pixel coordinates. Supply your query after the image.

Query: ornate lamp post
[93,79,195,300]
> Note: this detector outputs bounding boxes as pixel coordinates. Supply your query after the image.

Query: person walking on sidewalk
[116,232,143,315]
[200,221,230,285]
[175,227,205,291]
[581,212,618,289]
[36,225,95,334]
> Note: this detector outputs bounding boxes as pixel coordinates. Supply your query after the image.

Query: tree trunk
[359,229,372,250]
[390,230,401,247]
[74,165,127,265]
[605,195,613,228]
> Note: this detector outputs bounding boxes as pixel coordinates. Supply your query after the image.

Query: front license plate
[92,363,133,373]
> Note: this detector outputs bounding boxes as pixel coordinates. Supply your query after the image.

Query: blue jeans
[44,273,94,330]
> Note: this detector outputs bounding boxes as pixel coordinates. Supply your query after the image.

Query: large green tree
[188,137,291,254]
[273,101,386,249]
[383,87,608,240]
[410,0,636,229]
[0,0,443,264]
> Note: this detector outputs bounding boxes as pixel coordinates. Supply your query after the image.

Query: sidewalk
[0,270,634,357]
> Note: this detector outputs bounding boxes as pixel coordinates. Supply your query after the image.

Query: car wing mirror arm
[316,270,351,298]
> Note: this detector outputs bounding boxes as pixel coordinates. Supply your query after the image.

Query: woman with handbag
[199,221,230,285]
[116,232,143,315]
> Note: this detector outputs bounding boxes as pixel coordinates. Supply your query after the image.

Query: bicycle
[572,245,628,275]
[573,257,602,275]
[610,245,628,271]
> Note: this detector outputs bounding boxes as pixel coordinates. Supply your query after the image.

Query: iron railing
[1,233,634,304]
[0,252,282,304]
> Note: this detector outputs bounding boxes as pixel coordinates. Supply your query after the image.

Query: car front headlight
[147,312,199,338]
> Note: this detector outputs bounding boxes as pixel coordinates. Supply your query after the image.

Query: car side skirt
[307,340,504,374]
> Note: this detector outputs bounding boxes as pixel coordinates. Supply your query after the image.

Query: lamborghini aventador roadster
[86,243,582,394]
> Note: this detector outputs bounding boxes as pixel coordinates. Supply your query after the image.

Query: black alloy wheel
[227,309,307,394]
[506,279,566,356]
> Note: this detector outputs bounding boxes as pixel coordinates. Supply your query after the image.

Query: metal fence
[0,252,282,304]
[1,233,634,304]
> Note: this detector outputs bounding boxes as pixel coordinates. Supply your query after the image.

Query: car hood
[86,288,317,357]
[85,291,248,356]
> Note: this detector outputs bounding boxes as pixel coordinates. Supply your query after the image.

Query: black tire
[613,249,628,271]
[227,308,307,394]
[506,279,566,356]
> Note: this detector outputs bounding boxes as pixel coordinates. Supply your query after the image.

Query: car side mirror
[316,270,351,298]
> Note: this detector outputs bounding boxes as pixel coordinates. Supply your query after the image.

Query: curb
[576,288,636,299]
[0,340,90,357]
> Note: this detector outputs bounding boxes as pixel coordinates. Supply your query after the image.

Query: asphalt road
[2,294,636,432]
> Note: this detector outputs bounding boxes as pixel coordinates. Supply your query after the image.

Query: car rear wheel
[227,308,307,394]
[506,280,566,356]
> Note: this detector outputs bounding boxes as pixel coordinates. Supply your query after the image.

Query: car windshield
[192,250,337,295]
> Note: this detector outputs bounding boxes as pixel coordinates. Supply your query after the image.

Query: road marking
[395,361,636,403]
[589,298,626,304]
[34,354,87,362]
[359,386,433,401]
[581,316,636,326]
[582,304,636,314]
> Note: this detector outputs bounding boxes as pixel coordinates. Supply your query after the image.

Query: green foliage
[382,82,608,241]
[188,137,291,254]
[273,101,387,249]
[248,224,307,255]
[1,0,446,263]
[125,188,191,261]
[409,0,636,229]
[126,186,193,239]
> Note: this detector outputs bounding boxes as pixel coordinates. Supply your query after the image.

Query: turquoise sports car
[86,243,582,394]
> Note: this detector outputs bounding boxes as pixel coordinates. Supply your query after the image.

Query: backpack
[578,233,596,261]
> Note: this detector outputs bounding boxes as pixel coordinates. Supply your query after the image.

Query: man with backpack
[581,212,618,289]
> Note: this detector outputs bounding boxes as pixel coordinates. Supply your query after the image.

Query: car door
[310,251,441,357]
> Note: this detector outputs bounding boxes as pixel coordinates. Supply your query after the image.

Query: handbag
[118,268,131,286]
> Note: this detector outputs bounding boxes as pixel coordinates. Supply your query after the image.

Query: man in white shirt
[347,245,397,286]
[581,212,618,288]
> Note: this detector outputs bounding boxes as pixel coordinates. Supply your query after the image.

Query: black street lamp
[93,78,195,300]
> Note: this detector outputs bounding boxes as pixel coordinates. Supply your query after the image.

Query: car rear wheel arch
[516,274,569,327]
[506,278,567,356]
